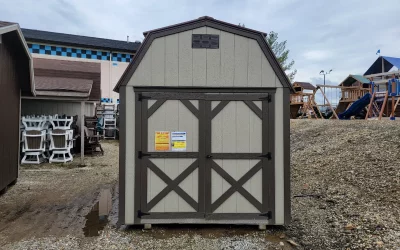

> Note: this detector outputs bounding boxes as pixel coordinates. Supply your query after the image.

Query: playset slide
[338,93,372,119]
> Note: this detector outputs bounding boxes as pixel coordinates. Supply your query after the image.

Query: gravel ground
[4,228,293,250]
[1,121,399,250]
[287,120,400,250]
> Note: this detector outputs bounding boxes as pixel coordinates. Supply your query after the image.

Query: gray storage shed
[114,16,293,227]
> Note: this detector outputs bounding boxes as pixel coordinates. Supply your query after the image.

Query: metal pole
[80,101,85,165]
[323,74,326,106]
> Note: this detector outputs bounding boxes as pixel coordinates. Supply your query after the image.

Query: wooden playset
[290,56,400,120]
[290,82,322,119]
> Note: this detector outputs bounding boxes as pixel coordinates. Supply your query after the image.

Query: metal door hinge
[137,210,150,218]
[259,95,272,102]
[259,211,272,219]
[259,152,272,160]
[138,151,151,159]
[138,94,151,101]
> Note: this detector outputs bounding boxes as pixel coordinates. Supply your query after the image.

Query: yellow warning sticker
[172,141,186,150]
[155,131,170,151]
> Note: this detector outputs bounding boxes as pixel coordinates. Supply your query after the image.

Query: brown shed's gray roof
[293,82,315,90]
[35,76,93,93]
[22,28,141,53]
[31,58,100,100]
[114,16,294,92]
[33,58,101,73]
[0,21,16,28]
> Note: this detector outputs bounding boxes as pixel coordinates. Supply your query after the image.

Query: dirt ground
[0,141,119,245]
[0,121,399,249]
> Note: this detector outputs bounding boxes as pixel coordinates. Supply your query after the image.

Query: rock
[326,218,334,223]
[279,241,285,247]
[345,223,356,230]
[376,241,384,247]
[319,204,327,209]
[287,239,300,247]
[279,234,286,239]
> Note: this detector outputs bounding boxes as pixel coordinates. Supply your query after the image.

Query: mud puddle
[83,189,112,237]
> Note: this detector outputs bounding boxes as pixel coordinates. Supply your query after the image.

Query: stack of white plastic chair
[21,116,48,164]
[102,104,117,139]
[48,116,74,163]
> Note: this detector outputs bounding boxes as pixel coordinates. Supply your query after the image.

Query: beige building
[22,28,141,103]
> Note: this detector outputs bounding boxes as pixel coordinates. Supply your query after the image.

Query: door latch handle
[206,155,213,158]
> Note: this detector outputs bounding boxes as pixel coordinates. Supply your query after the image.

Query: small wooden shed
[0,21,35,193]
[114,17,293,227]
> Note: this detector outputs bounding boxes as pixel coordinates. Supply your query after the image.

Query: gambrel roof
[114,16,294,92]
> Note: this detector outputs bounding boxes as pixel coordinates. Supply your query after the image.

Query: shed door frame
[134,89,275,223]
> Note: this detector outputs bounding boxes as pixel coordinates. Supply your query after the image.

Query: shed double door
[136,92,274,222]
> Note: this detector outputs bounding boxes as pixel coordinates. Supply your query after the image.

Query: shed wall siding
[123,86,135,224]
[127,30,281,88]
[21,99,95,125]
[274,87,285,224]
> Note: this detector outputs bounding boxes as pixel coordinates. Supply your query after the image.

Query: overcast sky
[1,0,399,89]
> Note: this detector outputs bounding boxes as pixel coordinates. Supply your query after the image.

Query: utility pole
[320,69,333,106]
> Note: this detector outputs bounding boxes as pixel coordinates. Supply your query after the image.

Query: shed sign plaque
[155,131,170,151]
[171,131,187,151]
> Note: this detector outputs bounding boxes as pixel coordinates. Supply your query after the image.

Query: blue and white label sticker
[171,131,187,151]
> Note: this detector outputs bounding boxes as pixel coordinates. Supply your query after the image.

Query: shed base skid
[258,224,267,230]
[131,219,274,226]
[131,222,272,230]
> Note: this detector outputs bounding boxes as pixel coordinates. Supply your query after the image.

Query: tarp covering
[364,56,400,75]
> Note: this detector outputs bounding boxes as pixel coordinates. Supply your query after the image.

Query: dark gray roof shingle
[21,28,141,53]
[35,76,93,93]
[0,21,17,28]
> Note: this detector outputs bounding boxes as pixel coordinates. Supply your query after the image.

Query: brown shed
[0,21,35,193]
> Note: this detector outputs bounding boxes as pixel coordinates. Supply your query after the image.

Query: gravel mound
[287,120,400,250]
